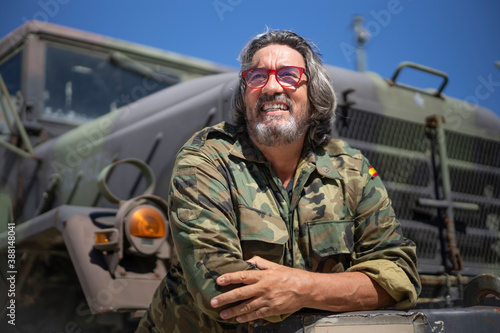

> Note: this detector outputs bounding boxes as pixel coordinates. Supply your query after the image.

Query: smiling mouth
[261,103,289,112]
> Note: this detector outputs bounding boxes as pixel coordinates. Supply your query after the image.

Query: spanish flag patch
[369,165,378,178]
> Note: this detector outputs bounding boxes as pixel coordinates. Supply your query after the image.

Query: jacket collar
[216,122,343,180]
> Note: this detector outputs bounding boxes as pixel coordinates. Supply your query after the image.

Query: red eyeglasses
[242,66,306,89]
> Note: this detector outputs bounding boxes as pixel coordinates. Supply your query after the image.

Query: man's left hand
[210,256,311,323]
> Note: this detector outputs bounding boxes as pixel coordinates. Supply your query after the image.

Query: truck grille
[335,107,500,276]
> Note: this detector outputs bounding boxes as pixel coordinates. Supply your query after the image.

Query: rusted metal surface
[419,273,469,286]
[464,274,500,307]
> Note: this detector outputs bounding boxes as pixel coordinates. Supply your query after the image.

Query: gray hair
[231,30,337,150]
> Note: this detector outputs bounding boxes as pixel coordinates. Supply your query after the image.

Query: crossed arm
[210,256,395,323]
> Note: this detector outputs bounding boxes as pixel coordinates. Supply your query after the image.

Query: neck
[255,135,305,188]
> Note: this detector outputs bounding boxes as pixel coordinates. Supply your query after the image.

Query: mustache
[255,94,293,112]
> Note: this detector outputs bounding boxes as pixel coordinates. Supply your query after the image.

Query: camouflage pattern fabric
[137,121,421,333]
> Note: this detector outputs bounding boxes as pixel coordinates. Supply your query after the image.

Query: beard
[247,94,310,147]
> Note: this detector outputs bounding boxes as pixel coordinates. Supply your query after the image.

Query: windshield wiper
[109,52,180,85]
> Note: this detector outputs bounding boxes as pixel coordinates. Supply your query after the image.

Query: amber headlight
[125,205,167,255]
[129,206,166,238]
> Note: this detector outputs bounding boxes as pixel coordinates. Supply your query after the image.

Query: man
[137,30,420,332]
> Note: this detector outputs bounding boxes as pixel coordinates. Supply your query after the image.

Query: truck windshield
[42,44,176,123]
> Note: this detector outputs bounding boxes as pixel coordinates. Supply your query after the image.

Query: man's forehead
[251,44,305,67]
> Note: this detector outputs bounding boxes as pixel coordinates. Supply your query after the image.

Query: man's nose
[261,73,284,94]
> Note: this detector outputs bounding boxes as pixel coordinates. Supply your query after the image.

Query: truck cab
[0,21,232,331]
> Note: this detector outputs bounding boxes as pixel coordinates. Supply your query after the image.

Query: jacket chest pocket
[237,205,289,263]
[306,219,355,271]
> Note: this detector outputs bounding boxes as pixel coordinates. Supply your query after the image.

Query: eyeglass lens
[245,67,302,88]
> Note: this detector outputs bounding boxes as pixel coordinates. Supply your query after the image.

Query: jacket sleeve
[168,148,254,323]
[346,157,421,309]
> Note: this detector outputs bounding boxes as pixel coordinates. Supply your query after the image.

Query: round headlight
[125,205,167,255]
[129,206,166,238]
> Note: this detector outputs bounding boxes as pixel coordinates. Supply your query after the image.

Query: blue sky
[2,0,500,117]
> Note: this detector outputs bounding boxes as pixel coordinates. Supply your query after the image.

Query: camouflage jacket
[138,122,420,333]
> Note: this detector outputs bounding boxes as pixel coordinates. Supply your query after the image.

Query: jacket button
[323,167,330,173]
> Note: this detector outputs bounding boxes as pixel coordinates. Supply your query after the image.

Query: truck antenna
[352,15,370,72]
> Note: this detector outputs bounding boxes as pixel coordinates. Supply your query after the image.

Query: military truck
[1,21,499,332]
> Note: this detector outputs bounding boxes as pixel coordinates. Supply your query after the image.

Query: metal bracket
[419,115,479,271]
[0,73,37,160]
[337,88,356,128]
